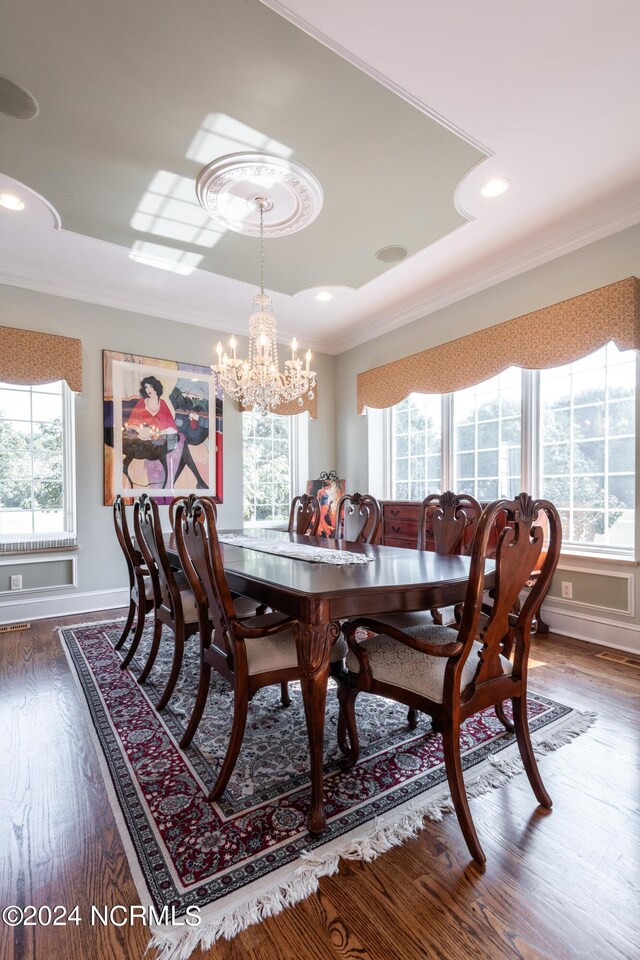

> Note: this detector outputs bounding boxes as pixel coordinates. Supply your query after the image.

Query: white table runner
[219,534,374,565]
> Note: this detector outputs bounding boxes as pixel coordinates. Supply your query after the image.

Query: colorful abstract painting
[103,350,222,505]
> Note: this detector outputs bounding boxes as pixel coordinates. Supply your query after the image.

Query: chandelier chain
[211,194,316,414]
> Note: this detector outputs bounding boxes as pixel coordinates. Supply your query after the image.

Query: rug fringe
[147,708,596,960]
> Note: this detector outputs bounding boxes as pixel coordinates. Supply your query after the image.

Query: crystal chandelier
[212,197,316,415]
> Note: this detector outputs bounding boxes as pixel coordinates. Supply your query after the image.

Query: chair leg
[430,606,443,625]
[180,660,212,749]
[442,723,486,865]
[138,617,162,684]
[337,685,360,766]
[115,599,136,650]
[512,696,552,808]
[120,606,146,670]
[495,701,515,732]
[156,625,184,711]
[280,681,291,707]
[407,706,419,729]
[208,687,248,801]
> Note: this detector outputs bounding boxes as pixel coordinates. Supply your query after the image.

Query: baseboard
[0,587,129,625]
[542,603,640,655]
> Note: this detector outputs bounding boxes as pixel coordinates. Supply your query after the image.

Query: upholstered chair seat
[244,615,347,675]
[346,624,512,704]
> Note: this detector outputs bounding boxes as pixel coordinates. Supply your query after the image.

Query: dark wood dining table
[164,528,495,835]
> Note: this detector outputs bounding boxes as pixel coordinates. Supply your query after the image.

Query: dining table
[163,527,495,835]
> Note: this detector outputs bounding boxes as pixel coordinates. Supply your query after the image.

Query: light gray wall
[0,284,336,601]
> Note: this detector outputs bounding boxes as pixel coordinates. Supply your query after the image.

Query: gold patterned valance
[0,325,83,392]
[357,276,640,412]
[241,389,318,419]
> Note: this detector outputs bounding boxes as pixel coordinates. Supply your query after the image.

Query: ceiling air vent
[376,245,408,263]
[0,75,39,120]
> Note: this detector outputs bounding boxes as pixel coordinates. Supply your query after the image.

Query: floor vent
[596,650,640,669]
[0,622,30,634]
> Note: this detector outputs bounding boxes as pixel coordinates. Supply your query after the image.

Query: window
[0,380,76,551]
[454,368,522,501]
[243,411,293,526]
[540,343,635,551]
[391,393,441,500]
[384,343,636,557]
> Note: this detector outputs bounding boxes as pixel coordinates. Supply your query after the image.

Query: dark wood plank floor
[1,611,639,960]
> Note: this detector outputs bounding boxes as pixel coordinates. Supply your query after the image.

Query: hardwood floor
[1,611,639,960]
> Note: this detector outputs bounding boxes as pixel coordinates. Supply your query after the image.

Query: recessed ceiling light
[481,177,510,198]
[315,291,333,302]
[0,193,25,211]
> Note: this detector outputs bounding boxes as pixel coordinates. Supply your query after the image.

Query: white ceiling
[1,0,639,355]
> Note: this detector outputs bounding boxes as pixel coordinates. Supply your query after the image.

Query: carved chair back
[113,495,145,587]
[418,491,482,554]
[174,495,238,661]
[169,494,217,531]
[450,494,561,703]
[335,493,382,544]
[134,494,181,615]
[288,494,321,535]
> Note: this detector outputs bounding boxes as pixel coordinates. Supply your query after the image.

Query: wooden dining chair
[335,492,382,544]
[175,495,348,800]
[288,494,321,535]
[337,493,561,865]
[131,493,200,709]
[112,495,154,654]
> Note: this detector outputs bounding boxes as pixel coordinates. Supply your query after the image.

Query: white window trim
[0,381,77,553]
[377,356,636,561]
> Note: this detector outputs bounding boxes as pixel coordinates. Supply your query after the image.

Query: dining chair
[169,494,263,619]
[335,492,382,544]
[132,493,200,709]
[288,494,321,535]
[112,494,154,655]
[337,493,561,865]
[175,495,348,801]
[376,491,482,634]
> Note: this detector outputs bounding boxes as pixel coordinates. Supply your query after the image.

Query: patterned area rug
[59,619,595,960]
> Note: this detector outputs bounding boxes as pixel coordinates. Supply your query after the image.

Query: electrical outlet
[10,575,22,591]
[561,581,573,600]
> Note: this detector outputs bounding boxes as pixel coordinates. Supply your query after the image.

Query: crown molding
[332,193,640,354]
[0,264,334,354]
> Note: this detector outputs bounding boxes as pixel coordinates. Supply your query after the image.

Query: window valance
[357,276,640,412]
[0,325,83,392]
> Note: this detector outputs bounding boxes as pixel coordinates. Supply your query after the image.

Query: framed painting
[103,349,222,506]
[306,472,346,537]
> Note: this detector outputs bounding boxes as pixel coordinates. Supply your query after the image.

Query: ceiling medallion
[195,152,324,238]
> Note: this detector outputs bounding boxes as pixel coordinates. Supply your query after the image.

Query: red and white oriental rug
[59,619,595,960]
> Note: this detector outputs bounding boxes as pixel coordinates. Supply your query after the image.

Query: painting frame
[103,349,222,506]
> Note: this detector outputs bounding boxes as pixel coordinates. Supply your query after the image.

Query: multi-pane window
[243,411,292,524]
[453,367,522,500]
[385,342,636,556]
[391,394,441,500]
[540,343,635,551]
[0,380,75,549]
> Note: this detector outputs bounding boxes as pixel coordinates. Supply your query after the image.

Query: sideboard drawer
[382,503,420,521]
[383,518,418,543]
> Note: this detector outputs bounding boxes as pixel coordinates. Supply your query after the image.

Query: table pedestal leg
[295,620,339,835]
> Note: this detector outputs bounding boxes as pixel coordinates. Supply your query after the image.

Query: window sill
[0,543,79,557]
[559,548,638,567]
